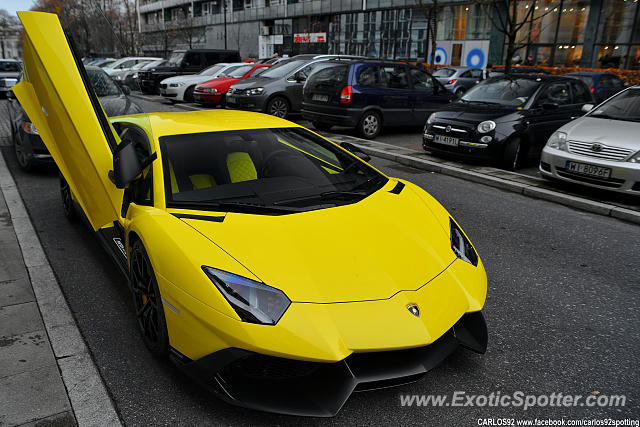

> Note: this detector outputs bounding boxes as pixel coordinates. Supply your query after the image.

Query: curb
[0,153,122,427]
[337,137,640,226]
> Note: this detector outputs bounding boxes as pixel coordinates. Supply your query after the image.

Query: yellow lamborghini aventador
[14,11,488,416]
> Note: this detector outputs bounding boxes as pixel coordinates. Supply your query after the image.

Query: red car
[194,63,271,106]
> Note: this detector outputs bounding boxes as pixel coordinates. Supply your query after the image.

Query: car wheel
[184,86,195,103]
[267,96,290,118]
[357,111,381,139]
[59,174,77,221]
[129,239,169,357]
[312,121,333,131]
[500,136,522,170]
[13,132,33,171]
[455,87,466,96]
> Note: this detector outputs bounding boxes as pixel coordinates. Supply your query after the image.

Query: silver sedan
[540,85,640,194]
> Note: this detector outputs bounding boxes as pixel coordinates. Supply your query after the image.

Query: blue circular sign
[433,47,448,65]
[466,48,485,68]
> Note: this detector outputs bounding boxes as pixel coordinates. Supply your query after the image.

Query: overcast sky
[3,0,37,18]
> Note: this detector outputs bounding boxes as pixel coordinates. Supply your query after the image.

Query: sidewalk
[0,151,121,426]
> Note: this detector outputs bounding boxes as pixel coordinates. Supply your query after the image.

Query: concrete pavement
[0,148,121,426]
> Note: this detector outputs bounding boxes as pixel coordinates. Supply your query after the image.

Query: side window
[537,82,571,106]
[204,52,221,64]
[470,69,484,79]
[118,60,134,69]
[184,53,202,67]
[119,125,153,206]
[610,76,623,87]
[409,68,434,93]
[599,75,613,87]
[459,70,472,78]
[357,66,383,87]
[293,63,318,81]
[570,81,592,104]
[381,66,410,90]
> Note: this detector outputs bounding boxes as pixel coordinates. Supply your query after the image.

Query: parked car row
[6,65,143,171]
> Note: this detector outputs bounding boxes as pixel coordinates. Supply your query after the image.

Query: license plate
[226,95,236,104]
[565,161,612,179]
[160,89,167,95]
[434,134,459,147]
[312,94,329,102]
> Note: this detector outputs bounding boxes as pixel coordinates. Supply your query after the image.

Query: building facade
[137,0,640,70]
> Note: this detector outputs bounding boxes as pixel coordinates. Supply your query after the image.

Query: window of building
[556,0,589,44]
[465,4,490,40]
[597,0,636,45]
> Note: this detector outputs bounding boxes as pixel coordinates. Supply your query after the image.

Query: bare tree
[477,0,554,73]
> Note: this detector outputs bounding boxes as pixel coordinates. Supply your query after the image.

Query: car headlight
[202,266,290,325]
[132,72,139,78]
[22,121,38,135]
[450,218,478,266]
[546,131,568,151]
[115,75,122,80]
[202,88,218,93]
[627,150,640,163]
[477,120,496,134]
[245,87,264,96]
[427,114,435,125]
[169,83,180,88]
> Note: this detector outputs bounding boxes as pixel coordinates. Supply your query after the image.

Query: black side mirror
[340,141,371,162]
[112,141,142,189]
[121,85,131,95]
[542,102,559,110]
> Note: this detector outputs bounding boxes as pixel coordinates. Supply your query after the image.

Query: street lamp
[223,0,227,49]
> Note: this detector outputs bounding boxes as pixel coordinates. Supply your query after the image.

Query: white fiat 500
[540,85,640,194]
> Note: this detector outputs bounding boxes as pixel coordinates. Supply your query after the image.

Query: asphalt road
[1,98,639,426]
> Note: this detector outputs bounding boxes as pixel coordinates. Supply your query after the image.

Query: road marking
[0,153,123,427]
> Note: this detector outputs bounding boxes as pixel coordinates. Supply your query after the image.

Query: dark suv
[139,49,240,94]
[422,74,594,169]
[301,60,454,139]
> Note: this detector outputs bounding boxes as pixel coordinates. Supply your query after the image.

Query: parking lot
[1,95,639,425]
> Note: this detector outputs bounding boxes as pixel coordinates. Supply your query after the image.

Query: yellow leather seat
[227,152,257,183]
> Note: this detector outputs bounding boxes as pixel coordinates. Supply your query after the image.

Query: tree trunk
[429,1,438,73]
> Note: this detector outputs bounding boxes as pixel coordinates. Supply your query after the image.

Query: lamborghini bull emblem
[407,303,420,317]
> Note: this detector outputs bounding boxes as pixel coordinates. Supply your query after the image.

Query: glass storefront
[594,0,639,69]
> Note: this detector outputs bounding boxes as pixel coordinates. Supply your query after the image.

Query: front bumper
[423,125,504,162]
[160,87,179,98]
[194,91,223,105]
[174,311,487,417]
[225,93,267,112]
[540,147,640,194]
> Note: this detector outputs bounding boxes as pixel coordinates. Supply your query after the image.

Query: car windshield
[160,127,387,214]
[86,68,121,97]
[460,78,541,107]
[588,89,640,122]
[168,52,185,67]
[433,68,455,77]
[221,65,255,78]
[259,59,307,78]
[0,61,22,72]
[200,63,227,76]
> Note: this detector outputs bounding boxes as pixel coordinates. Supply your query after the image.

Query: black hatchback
[301,60,454,139]
[422,74,594,169]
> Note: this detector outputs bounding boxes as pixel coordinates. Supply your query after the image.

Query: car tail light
[340,85,352,104]
[447,79,457,85]
[588,86,594,93]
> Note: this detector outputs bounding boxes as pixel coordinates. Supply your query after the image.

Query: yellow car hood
[182,182,457,303]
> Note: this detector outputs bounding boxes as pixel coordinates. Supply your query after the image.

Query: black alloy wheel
[59,175,77,221]
[500,136,522,170]
[13,132,33,171]
[184,85,196,103]
[130,240,169,356]
[267,96,290,118]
